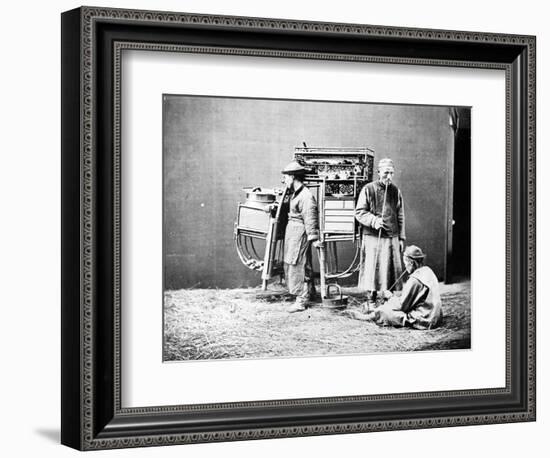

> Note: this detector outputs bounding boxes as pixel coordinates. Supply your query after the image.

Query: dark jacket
[355,181,405,239]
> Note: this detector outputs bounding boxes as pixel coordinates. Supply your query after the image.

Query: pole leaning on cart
[261,185,290,290]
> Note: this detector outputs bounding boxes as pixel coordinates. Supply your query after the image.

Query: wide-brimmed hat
[281,160,308,175]
[404,245,426,260]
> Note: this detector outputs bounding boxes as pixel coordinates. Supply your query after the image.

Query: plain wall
[164,95,455,289]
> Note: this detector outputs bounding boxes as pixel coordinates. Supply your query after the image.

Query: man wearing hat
[355,157,406,308]
[281,160,320,313]
[355,245,443,329]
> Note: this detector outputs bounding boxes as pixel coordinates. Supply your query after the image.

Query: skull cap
[377,158,395,169]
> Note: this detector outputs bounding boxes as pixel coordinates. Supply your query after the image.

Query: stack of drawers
[323,199,355,233]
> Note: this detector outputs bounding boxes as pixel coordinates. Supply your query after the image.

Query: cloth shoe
[349,309,377,321]
[287,302,307,313]
[361,301,377,313]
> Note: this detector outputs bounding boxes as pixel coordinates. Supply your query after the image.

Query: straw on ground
[164,282,470,361]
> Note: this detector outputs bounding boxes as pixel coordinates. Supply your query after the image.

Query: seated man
[353,245,443,330]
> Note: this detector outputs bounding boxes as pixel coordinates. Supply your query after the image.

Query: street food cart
[234,146,374,301]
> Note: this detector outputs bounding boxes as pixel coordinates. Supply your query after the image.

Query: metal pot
[322,284,348,309]
[243,187,277,207]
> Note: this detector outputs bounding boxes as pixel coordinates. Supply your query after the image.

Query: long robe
[375,266,443,330]
[355,180,405,291]
[283,185,319,298]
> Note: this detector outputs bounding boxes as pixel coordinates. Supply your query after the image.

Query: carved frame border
[61,6,536,450]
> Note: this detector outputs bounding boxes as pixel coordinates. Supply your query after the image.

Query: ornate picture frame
[61,6,536,450]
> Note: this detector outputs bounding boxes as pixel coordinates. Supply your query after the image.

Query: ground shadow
[35,428,59,443]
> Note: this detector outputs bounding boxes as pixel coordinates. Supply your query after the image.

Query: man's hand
[382,290,393,300]
[312,240,323,249]
[373,217,385,230]
[265,203,278,216]
[399,239,405,252]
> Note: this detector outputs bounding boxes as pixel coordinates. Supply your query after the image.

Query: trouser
[284,246,315,304]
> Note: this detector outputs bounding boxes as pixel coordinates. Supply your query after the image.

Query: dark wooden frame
[61,6,536,450]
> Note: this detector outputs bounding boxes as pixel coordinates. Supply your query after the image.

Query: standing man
[355,158,405,309]
[281,161,320,313]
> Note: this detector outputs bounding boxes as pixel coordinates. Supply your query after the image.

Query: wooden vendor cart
[234,146,374,301]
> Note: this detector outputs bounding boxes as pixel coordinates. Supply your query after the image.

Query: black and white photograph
[162,95,472,361]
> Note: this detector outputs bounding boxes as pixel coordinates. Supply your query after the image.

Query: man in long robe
[281,161,320,313]
[355,158,405,308]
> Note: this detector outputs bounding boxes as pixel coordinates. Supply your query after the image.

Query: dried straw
[163,282,471,361]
